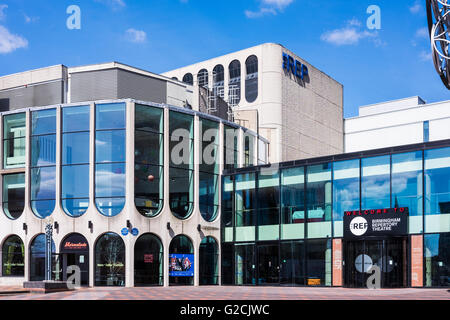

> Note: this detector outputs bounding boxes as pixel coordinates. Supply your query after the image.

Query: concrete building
[163,43,344,163]
[345,96,450,152]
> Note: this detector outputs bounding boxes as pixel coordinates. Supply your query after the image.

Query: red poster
[144,254,154,263]
[411,235,423,287]
[332,239,342,286]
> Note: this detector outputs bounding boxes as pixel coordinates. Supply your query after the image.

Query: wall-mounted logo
[349,216,368,236]
[282,53,309,80]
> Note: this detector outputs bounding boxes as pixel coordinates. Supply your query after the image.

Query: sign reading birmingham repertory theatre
[344,207,409,239]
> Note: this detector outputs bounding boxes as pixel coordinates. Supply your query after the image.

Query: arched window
[61,105,90,217]
[135,104,164,217]
[169,235,194,286]
[169,111,194,219]
[199,237,219,285]
[199,118,219,222]
[2,173,25,220]
[134,233,163,286]
[182,73,193,85]
[31,109,57,219]
[171,77,179,81]
[29,234,56,281]
[60,233,89,286]
[2,235,24,277]
[95,232,125,286]
[213,65,225,99]
[245,55,258,103]
[95,103,126,217]
[198,69,208,88]
[228,60,241,105]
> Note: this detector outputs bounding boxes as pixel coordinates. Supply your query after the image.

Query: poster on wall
[344,207,409,239]
[169,254,194,277]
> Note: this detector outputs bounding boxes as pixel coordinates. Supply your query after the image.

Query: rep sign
[344,207,409,239]
[282,53,309,80]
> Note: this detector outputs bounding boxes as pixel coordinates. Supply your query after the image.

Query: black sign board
[343,207,409,239]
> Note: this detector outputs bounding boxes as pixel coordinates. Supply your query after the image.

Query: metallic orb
[427,0,450,89]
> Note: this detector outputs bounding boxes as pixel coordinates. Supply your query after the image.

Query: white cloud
[321,27,377,46]
[419,50,432,62]
[0,4,7,21]
[415,27,429,38]
[245,0,293,19]
[95,0,126,10]
[347,18,362,27]
[24,14,39,24]
[125,28,147,43]
[0,25,28,54]
[409,1,422,14]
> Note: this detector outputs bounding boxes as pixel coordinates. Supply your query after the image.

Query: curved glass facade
[135,104,164,217]
[169,111,194,219]
[30,109,57,219]
[199,118,219,222]
[2,235,24,276]
[61,106,90,217]
[2,173,25,220]
[95,232,125,286]
[199,237,219,285]
[95,103,126,217]
[29,234,56,281]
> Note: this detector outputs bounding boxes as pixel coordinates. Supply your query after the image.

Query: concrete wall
[345,100,450,152]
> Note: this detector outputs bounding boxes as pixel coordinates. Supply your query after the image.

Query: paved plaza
[0,286,448,300]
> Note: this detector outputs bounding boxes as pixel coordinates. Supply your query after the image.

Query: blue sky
[0,0,447,117]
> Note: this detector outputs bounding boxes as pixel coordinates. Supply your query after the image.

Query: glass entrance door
[257,244,279,285]
[344,237,407,288]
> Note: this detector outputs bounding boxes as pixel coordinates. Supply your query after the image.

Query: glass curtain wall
[135,104,164,217]
[257,170,280,241]
[306,163,332,239]
[134,233,163,286]
[361,156,391,210]
[2,173,25,220]
[392,152,423,234]
[95,103,126,217]
[333,160,360,237]
[223,125,239,171]
[222,176,234,242]
[424,147,450,233]
[30,109,56,219]
[235,173,256,242]
[424,233,450,287]
[281,167,305,240]
[199,237,219,285]
[3,113,25,169]
[61,106,90,217]
[169,111,194,219]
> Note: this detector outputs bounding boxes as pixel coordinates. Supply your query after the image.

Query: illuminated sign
[282,53,309,80]
[169,254,194,277]
[344,207,409,239]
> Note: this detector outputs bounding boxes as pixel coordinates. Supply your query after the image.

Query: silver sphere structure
[427,0,450,89]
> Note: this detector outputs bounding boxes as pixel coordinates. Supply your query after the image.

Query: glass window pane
[424,233,450,287]
[425,147,450,233]
[3,113,26,169]
[222,176,234,242]
[95,198,125,217]
[235,173,256,242]
[62,199,89,218]
[31,167,56,201]
[169,167,193,219]
[135,104,163,133]
[245,55,258,103]
[96,103,126,130]
[362,155,390,210]
[333,159,360,237]
[2,236,24,276]
[62,165,90,199]
[95,130,126,163]
[3,174,25,220]
[32,109,56,135]
[199,172,219,222]
[135,131,163,165]
[62,106,90,132]
[258,170,280,241]
[95,233,125,286]
[31,200,55,219]
[169,111,193,138]
[135,164,163,217]
[62,132,90,165]
[29,234,56,281]
[3,113,26,138]
[95,163,126,198]
[31,135,56,167]
[307,163,332,239]
[281,167,305,240]
[306,239,332,286]
[134,234,163,286]
[392,151,423,234]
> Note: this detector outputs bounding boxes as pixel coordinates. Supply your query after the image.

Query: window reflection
[361,156,391,210]
[62,106,90,217]
[3,173,25,220]
[95,233,125,286]
[3,113,26,169]
[2,235,24,276]
[228,60,241,106]
[245,55,258,103]
[281,167,305,240]
[95,103,126,217]
[30,109,56,219]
